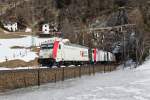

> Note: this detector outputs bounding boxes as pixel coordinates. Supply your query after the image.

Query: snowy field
[0,36,61,63]
[0,59,150,100]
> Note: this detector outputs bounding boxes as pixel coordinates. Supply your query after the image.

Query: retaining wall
[0,64,117,92]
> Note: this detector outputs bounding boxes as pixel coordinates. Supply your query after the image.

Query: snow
[0,67,11,70]
[0,36,61,63]
[0,59,150,100]
[136,59,150,71]
[0,66,48,70]
[25,28,32,32]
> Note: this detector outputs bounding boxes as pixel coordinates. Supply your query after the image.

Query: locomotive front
[38,43,55,66]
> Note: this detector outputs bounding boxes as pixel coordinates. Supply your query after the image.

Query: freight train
[38,39,116,67]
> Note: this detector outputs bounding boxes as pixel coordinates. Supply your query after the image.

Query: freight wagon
[91,48,116,64]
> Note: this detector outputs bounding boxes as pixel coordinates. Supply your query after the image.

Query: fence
[0,64,117,92]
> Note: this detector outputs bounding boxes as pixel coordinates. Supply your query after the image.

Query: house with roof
[42,23,50,34]
[42,23,58,34]
[2,21,18,32]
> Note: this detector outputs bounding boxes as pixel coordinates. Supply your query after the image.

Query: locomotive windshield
[41,44,53,49]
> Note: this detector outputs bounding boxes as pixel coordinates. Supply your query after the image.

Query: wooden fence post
[37,69,40,86]
[110,64,112,72]
[104,65,106,73]
[54,73,56,83]
[89,66,91,75]
[74,68,76,78]
[93,65,95,75]
[62,68,64,81]
[79,66,81,78]
[24,77,27,87]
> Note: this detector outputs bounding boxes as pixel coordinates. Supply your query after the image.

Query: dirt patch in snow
[10,46,26,49]
[0,32,25,39]
[0,58,39,68]
[0,31,33,39]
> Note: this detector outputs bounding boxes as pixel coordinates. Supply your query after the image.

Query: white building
[3,22,18,32]
[42,23,50,34]
[42,23,58,34]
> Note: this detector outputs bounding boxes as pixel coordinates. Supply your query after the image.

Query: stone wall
[0,64,117,92]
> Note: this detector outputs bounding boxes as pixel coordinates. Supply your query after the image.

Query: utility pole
[30,4,35,48]
[120,26,126,68]
[123,30,126,68]
[135,30,139,68]
[82,32,84,45]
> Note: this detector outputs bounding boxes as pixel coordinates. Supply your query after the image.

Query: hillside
[1,0,149,41]
[0,0,150,32]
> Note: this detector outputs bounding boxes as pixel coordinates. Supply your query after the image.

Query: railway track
[0,63,118,72]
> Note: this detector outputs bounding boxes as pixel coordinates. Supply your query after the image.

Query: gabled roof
[1,20,17,25]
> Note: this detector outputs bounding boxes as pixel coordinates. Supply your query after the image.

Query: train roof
[40,39,88,49]
[64,43,89,49]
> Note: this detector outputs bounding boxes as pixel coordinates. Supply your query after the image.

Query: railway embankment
[0,64,117,92]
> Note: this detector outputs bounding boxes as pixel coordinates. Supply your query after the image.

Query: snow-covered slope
[0,59,150,100]
[136,58,150,71]
[0,36,61,63]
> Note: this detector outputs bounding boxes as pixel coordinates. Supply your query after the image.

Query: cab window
[41,44,53,49]
[93,50,95,53]
[59,45,61,49]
